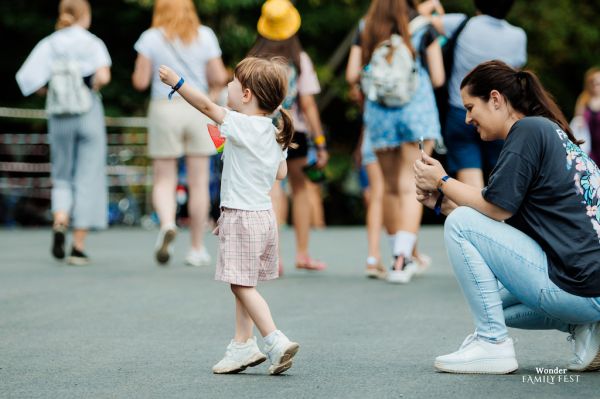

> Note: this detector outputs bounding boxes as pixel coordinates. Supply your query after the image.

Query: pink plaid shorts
[213,208,279,286]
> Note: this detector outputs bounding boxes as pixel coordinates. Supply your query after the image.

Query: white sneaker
[567,322,600,371]
[155,226,176,265]
[413,253,432,276]
[185,247,211,267]
[263,331,300,375]
[212,337,267,374]
[386,258,418,284]
[434,333,518,374]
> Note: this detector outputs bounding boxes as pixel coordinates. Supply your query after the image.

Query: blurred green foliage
[1,0,599,223]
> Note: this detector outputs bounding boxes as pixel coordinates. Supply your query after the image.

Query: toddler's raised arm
[159,65,226,124]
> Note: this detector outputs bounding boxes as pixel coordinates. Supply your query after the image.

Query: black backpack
[434,16,470,135]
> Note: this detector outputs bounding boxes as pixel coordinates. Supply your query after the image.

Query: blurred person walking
[346,0,444,283]
[573,67,600,163]
[132,0,228,266]
[248,0,329,271]
[422,0,527,188]
[16,0,112,265]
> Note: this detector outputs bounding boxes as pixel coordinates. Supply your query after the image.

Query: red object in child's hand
[207,124,225,153]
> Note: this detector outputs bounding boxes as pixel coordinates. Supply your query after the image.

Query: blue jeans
[445,207,600,343]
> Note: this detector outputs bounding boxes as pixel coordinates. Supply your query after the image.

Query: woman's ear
[490,90,503,110]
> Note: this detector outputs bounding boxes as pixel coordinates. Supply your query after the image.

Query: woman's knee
[444,206,483,238]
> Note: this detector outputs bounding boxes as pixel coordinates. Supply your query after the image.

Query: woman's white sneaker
[212,337,267,374]
[434,333,518,374]
[567,322,600,371]
[386,258,418,284]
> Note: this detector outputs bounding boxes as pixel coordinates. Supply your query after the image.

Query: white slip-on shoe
[567,322,600,371]
[264,331,300,375]
[434,333,518,374]
[212,337,267,374]
[185,247,211,267]
[155,226,176,265]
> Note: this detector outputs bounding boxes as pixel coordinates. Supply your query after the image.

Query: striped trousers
[48,94,107,229]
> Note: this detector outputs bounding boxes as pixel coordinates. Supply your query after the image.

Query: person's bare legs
[152,158,178,228]
[72,229,88,251]
[456,168,484,189]
[364,162,384,262]
[53,211,69,227]
[288,157,325,269]
[270,180,288,226]
[397,141,431,234]
[186,156,210,251]
[307,181,325,229]
[234,296,255,343]
[230,285,277,337]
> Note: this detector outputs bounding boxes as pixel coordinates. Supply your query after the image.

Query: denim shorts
[363,67,441,150]
[361,129,378,166]
[444,105,504,174]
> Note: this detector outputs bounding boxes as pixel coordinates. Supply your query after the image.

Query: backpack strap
[160,30,208,93]
[443,16,470,80]
[408,15,430,34]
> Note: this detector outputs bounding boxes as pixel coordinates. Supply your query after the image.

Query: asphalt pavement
[1,226,598,398]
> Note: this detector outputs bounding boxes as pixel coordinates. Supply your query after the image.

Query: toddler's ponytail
[276,108,297,150]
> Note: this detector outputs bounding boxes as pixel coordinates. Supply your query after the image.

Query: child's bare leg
[230,285,276,337]
[234,295,254,342]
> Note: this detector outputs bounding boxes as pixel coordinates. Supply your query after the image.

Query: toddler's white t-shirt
[219,110,286,211]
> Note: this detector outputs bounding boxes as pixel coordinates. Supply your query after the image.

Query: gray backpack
[45,48,92,115]
[360,16,430,107]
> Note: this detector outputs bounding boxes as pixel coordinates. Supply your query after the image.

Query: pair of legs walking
[286,156,326,270]
[49,96,107,265]
[438,206,600,373]
[372,140,434,283]
[152,156,211,266]
[212,284,299,375]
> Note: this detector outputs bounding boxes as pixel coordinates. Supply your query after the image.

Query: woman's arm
[92,66,111,91]
[132,54,152,92]
[414,153,513,221]
[345,45,363,86]
[206,57,229,100]
[276,160,287,180]
[159,65,226,124]
[425,40,445,88]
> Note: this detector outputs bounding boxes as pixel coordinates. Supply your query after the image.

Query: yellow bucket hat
[257,0,301,41]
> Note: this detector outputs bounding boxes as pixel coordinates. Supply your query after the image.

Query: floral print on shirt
[558,129,600,241]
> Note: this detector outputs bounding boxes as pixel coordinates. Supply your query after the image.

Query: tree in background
[1,0,599,224]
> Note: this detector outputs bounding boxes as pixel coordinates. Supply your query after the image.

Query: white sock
[388,234,396,257]
[393,231,417,259]
[263,330,280,346]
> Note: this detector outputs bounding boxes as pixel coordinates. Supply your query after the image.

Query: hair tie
[515,71,527,80]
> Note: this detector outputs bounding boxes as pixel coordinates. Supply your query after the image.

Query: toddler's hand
[159,65,179,87]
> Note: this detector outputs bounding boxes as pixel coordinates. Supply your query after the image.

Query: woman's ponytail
[461,60,583,145]
[517,71,580,144]
[276,108,297,150]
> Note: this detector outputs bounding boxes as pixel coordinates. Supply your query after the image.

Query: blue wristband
[434,193,444,216]
[437,175,450,194]
[168,77,184,100]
